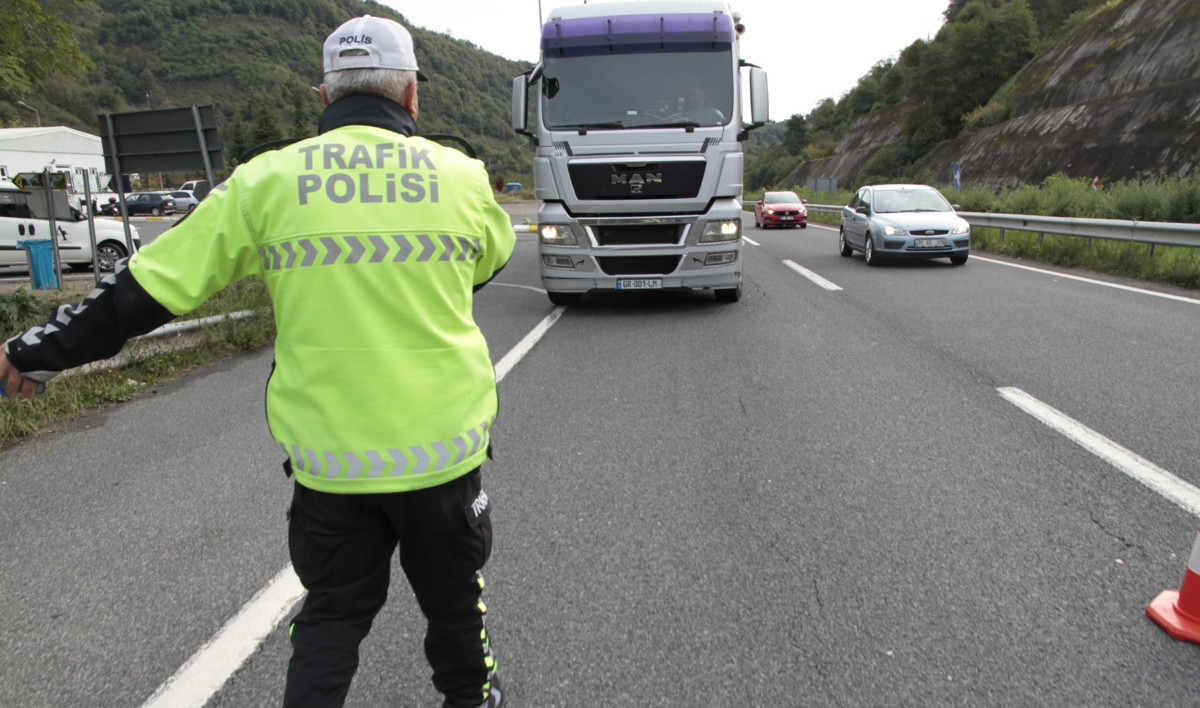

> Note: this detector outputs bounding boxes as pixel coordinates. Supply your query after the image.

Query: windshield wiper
[635,120,702,129]
[553,122,625,132]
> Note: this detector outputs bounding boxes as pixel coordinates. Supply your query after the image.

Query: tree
[782,114,810,156]
[289,87,315,140]
[224,112,251,169]
[252,101,283,147]
[0,0,93,97]
[903,0,1038,153]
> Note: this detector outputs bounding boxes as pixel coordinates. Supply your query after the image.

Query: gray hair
[323,66,416,103]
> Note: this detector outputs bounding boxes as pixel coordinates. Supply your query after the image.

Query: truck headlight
[539,224,577,246]
[700,220,741,243]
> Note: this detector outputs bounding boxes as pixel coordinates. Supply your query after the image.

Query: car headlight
[951,221,970,235]
[539,223,577,246]
[764,208,774,214]
[701,219,741,243]
[882,225,907,236]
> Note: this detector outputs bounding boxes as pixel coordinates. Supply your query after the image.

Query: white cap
[323,15,428,81]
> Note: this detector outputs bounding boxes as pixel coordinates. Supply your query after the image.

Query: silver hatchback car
[839,184,970,266]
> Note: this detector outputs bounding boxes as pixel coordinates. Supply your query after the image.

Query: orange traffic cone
[1147,527,1200,644]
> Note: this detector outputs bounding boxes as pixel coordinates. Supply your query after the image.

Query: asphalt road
[2,208,1198,706]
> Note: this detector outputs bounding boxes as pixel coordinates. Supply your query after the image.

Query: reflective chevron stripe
[258,233,481,271]
[286,418,493,479]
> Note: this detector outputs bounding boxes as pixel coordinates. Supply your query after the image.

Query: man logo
[611,172,662,194]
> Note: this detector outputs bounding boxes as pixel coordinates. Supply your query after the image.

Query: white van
[177,180,211,201]
[0,179,140,272]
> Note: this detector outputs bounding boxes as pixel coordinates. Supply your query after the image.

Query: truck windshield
[542,47,734,130]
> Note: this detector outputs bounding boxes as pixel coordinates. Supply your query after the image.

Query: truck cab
[513,1,768,305]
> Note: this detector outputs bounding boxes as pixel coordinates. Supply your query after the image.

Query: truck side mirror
[749,67,769,125]
[512,76,531,136]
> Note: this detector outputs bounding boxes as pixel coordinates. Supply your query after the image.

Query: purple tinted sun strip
[543,13,735,52]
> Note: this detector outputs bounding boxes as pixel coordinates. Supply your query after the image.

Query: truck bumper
[537,201,744,295]
[542,261,742,293]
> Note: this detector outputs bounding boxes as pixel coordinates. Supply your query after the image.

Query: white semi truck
[511,1,769,305]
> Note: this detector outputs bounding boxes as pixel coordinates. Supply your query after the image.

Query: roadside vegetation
[750,172,1200,290]
[0,278,273,450]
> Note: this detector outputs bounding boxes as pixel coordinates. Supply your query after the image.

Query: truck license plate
[617,278,662,290]
[914,238,945,248]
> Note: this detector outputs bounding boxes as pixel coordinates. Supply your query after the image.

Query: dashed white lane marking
[784,259,843,291]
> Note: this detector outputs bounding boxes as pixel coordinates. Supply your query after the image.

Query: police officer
[0,14,513,708]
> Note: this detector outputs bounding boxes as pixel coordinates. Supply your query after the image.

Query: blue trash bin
[17,239,58,290]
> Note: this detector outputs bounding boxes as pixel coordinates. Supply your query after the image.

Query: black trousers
[283,468,497,707]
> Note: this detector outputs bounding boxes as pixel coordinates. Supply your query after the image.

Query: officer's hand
[0,350,40,400]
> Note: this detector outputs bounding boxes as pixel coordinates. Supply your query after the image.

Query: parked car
[165,190,199,211]
[0,179,141,272]
[839,184,970,266]
[124,192,177,216]
[754,191,808,229]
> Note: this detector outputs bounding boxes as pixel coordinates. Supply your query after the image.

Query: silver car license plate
[914,238,946,248]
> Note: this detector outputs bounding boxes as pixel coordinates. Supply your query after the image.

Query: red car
[754,191,808,229]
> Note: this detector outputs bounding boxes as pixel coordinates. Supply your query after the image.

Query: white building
[0,126,110,196]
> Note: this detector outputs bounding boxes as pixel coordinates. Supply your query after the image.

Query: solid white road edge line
[140,565,306,708]
[998,386,1200,517]
[973,255,1200,306]
[140,308,567,708]
[784,259,843,291]
[496,307,565,381]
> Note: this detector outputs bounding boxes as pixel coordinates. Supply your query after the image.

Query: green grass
[1,277,274,450]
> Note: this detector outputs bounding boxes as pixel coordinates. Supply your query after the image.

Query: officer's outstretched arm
[4,263,176,382]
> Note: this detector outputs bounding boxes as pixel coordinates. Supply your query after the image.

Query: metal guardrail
[801,204,1200,251]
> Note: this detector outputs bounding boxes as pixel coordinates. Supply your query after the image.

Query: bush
[962,100,1017,134]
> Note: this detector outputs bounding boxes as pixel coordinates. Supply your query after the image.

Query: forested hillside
[746,0,1134,191]
[0,0,534,182]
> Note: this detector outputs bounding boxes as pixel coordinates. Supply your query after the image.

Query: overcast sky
[379,0,951,120]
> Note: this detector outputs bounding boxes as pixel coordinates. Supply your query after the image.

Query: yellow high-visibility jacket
[129,97,515,493]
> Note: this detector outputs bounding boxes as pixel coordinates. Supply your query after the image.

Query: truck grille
[568,161,705,200]
[596,256,681,276]
[594,224,682,246]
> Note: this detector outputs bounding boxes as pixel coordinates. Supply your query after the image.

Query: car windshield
[873,189,951,213]
[542,46,734,130]
[765,192,801,204]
